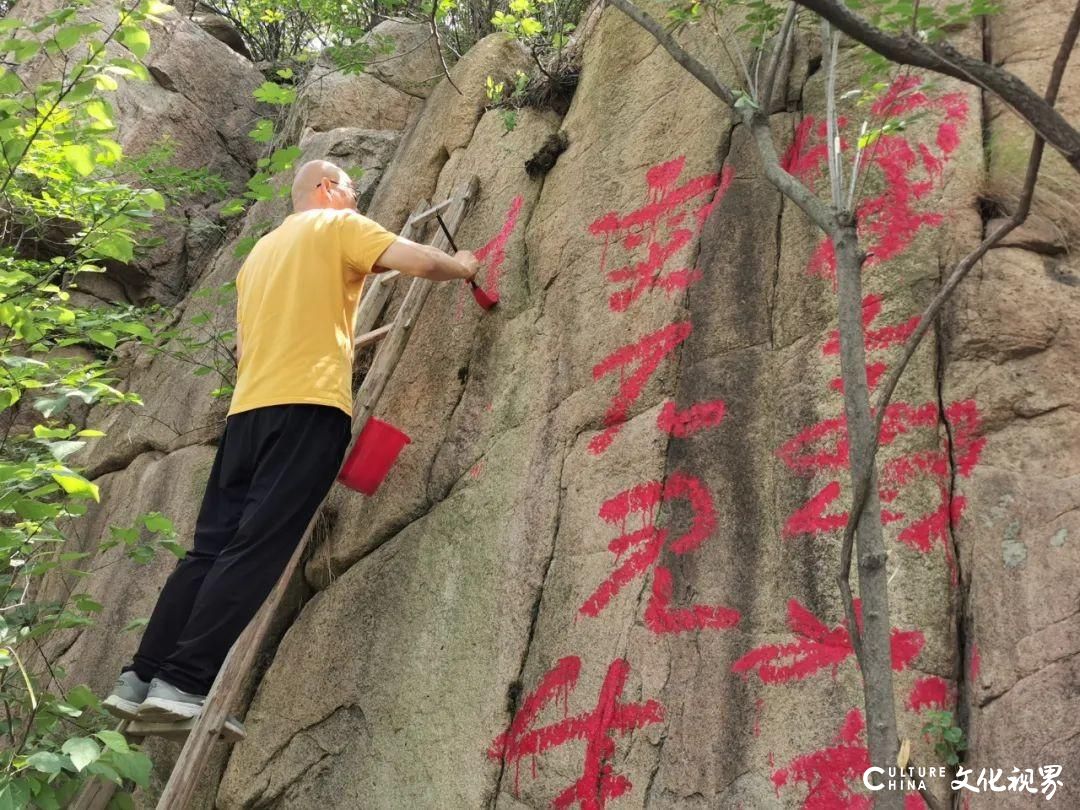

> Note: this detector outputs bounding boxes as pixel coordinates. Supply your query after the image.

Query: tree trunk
[833,218,901,807]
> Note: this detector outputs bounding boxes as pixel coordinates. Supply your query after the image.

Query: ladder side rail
[351,197,431,356]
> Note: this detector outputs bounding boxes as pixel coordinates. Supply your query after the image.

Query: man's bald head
[291,160,355,212]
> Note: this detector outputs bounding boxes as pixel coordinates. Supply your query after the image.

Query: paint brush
[433,211,498,310]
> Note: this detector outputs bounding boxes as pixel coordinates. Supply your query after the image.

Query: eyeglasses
[317,178,355,195]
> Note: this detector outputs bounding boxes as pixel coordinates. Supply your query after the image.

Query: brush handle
[436,211,482,287]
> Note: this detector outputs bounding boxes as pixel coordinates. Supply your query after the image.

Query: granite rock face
[29,0,1080,807]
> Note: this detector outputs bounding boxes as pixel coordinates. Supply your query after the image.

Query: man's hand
[453,250,481,281]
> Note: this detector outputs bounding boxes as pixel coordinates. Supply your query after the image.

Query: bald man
[105,160,480,723]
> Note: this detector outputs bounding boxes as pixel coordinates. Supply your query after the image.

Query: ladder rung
[404,197,454,228]
[125,716,246,743]
[356,323,393,349]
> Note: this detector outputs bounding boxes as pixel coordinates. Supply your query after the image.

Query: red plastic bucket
[337,417,412,495]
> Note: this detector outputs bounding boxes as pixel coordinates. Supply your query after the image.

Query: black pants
[122,404,352,695]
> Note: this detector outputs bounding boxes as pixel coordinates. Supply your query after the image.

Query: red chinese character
[579,470,741,634]
[588,321,692,455]
[771,709,930,808]
[487,656,664,809]
[906,675,952,713]
[823,293,919,393]
[780,76,968,283]
[771,708,872,808]
[588,156,732,312]
[732,598,923,685]
[777,400,985,582]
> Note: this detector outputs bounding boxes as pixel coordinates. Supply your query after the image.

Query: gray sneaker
[103,671,152,720]
[136,677,207,722]
[135,678,244,737]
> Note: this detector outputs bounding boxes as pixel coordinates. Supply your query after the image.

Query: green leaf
[95,730,130,753]
[90,235,133,263]
[45,439,85,460]
[62,144,94,176]
[54,24,84,50]
[143,512,173,532]
[269,145,301,173]
[121,617,149,632]
[106,789,136,809]
[115,321,152,340]
[84,99,114,127]
[0,68,21,94]
[220,198,247,217]
[1,37,39,63]
[118,25,151,58]
[139,188,166,211]
[94,72,119,91]
[88,329,118,349]
[75,594,104,612]
[252,81,296,105]
[53,472,100,501]
[520,17,544,36]
[247,118,274,143]
[67,684,100,709]
[108,750,152,785]
[13,497,60,520]
[23,752,66,775]
[0,780,32,809]
[62,737,101,772]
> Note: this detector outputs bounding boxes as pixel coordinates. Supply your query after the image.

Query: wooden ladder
[71,176,480,809]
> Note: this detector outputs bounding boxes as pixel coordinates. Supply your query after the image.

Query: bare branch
[761,2,798,113]
[429,3,463,96]
[822,19,843,209]
[605,0,737,106]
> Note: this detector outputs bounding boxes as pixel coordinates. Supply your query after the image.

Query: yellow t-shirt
[227,208,399,419]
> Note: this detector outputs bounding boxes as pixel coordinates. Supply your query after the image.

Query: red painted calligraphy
[732,598,923,684]
[588,321,692,455]
[780,76,968,282]
[487,656,664,809]
[588,156,731,312]
[578,470,740,634]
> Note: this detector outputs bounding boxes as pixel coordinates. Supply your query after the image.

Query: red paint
[781,118,830,184]
[906,676,951,713]
[732,599,923,684]
[469,460,485,479]
[487,656,664,809]
[822,294,918,393]
[645,565,741,633]
[753,697,766,738]
[474,194,524,295]
[588,321,692,455]
[656,399,726,437]
[777,400,985,581]
[588,158,732,312]
[579,471,741,634]
[771,708,872,809]
[780,77,969,283]
[771,708,928,808]
[455,195,524,319]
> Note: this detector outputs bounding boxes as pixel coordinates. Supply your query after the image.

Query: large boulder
[11,0,267,304]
